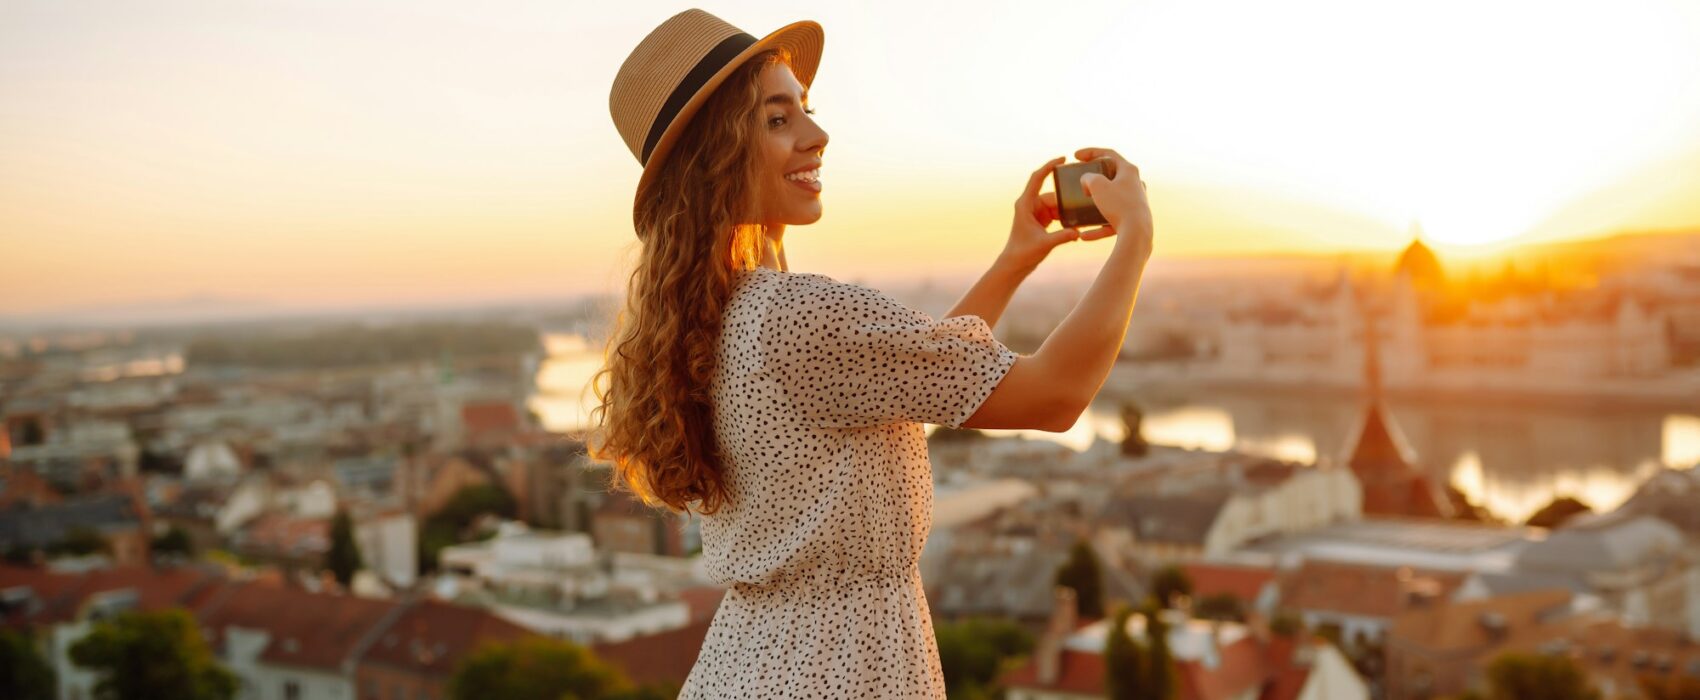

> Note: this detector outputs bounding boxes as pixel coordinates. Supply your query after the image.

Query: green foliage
[1150,565,1192,609]
[419,483,516,574]
[1142,600,1177,700]
[445,636,641,700]
[1269,609,1304,638]
[1119,402,1149,458]
[1102,601,1180,700]
[184,321,542,370]
[1193,593,1245,622]
[49,525,109,557]
[418,519,459,575]
[0,628,55,700]
[151,524,194,559]
[436,483,517,526]
[1316,622,1345,648]
[1482,652,1601,700]
[5,543,37,565]
[325,509,362,588]
[1525,496,1592,529]
[1054,540,1106,619]
[67,609,238,700]
[1103,604,1143,700]
[934,617,1035,699]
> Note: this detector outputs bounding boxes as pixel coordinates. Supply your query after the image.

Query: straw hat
[609,8,824,231]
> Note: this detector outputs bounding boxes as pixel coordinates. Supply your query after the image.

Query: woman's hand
[1074,147,1153,259]
[1001,156,1119,272]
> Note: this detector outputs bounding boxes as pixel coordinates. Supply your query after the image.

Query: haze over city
[7,3,1700,700]
[5,0,1700,319]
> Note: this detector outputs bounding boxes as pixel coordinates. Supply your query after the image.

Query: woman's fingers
[1078,224,1117,241]
[1036,191,1058,222]
[1074,147,1135,181]
[1019,156,1065,208]
[1074,147,1122,165]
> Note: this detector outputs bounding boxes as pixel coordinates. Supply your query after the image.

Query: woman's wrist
[1110,235,1152,265]
[993,250,1039,277]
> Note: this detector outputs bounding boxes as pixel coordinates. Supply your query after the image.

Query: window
[284,680,302,700]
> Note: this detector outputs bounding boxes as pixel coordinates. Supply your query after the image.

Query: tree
[49,525,109,557]
[1481,652,1600,700]
[1193,593,1245,622]
[420,483,517,573]
[446,636,648,700]
[325,508,362,589]
[68,609,237,700]
[151,524,194,559]
[1150,565,1192,609]
[935,617,1035,700]
[1143,600,1177,700]
[1054,540,1105,619]
[1120,403,1149,458]
[1269,609,1304,638]
[0,628,55,700]
[1103,604,1144,700]
[1526,496,1591,529]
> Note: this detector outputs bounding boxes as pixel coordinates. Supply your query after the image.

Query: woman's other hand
[1000,156,1116,272]
[1074,147,1152,259]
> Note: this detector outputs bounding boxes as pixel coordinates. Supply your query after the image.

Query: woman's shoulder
[767,270,925,326]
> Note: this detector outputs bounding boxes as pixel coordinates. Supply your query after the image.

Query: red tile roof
[1388,588,1573,653]
[0,563,224,626]
[1257,637,1312,700]
[460,401,522,437]
[1176,636,1271,700]
[195,581,398,672]
[677,585,725,624]
[1279,560,1465,620]
[1001,628,1287,700]
[1348,404,1450,518]
[359,599,536,677]
[592,617,714,688]
[999,648,1107,697]
[1183,562,1276,605]
[238,513,331,555]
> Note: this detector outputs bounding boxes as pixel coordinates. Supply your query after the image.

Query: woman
[596,9,1154,698]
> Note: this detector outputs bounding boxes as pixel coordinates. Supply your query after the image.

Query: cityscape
[4,226,1699,699]
[6,1,1700,699]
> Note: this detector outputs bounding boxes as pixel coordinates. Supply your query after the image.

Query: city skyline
[4,0,1700,316]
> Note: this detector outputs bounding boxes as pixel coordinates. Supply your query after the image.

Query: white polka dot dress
[677,266,1020,699]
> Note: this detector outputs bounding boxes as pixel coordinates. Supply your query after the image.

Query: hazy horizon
[5,0,1700,316]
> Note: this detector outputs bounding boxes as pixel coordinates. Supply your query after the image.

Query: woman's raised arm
[960,147,1154,432]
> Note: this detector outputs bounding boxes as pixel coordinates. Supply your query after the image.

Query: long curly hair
[585,48,794,516]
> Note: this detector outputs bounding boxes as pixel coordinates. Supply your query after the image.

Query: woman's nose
[801,121,828,154]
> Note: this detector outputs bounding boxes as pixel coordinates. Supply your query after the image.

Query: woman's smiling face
[753,61,828,228]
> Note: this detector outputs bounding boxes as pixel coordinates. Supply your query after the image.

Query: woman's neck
[759,225,788,272]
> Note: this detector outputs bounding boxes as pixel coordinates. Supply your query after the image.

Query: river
[530,333,1700,523]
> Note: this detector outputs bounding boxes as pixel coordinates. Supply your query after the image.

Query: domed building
[1393,224,1445,293]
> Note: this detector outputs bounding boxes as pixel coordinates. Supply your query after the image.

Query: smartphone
[1052,158,1118,228]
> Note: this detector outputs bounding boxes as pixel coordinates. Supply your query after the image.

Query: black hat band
[639,31,758,165]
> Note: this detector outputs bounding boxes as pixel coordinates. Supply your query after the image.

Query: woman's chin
[783,206,824,226]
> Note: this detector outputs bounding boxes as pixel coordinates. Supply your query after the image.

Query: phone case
[1053,159,1112,228]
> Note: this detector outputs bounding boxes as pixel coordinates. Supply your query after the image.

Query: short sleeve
[761,277,1020,430]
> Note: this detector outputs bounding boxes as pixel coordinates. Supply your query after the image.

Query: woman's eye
[768,108,815,128]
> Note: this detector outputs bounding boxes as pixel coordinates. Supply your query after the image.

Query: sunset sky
[4,0,1700,317]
